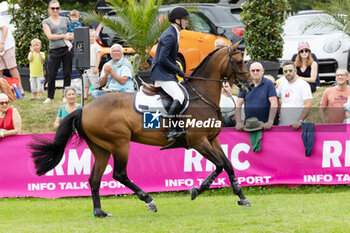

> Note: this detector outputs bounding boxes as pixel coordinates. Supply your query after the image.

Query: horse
[30,41,253,217]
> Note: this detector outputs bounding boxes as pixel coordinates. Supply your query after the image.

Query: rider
[151,6,190,141]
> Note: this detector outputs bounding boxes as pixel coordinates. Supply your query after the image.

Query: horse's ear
[231,41,241,50]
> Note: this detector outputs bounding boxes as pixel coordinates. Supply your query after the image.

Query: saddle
[138,82,189,114]
[141,82,162,96]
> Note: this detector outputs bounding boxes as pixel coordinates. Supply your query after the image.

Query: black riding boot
[165,100,187,141]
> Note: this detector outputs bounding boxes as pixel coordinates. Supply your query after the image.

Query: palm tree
[304,0,350,36]
[88,0,169,70]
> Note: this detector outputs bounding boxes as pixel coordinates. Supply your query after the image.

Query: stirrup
[165,129,187,141]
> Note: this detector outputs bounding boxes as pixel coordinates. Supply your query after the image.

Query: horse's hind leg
[211,138,251,207]
[111,140,157,212]
[86,140,112,217]
[190,139,225,200]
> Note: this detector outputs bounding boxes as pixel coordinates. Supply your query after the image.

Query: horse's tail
[30,108,85,176]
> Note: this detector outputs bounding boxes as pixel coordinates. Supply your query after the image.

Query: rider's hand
[177,70,185,78]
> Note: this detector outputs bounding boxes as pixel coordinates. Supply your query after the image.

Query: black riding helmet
[168,7,190,23]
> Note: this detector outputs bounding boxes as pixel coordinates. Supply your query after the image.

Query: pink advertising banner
[0,124,350,198]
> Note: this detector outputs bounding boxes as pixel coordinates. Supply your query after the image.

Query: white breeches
[157,80,185,104]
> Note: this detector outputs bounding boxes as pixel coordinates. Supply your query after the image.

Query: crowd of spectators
[1,3,350,139]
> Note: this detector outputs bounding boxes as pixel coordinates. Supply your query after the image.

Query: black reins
[183,46,249,117]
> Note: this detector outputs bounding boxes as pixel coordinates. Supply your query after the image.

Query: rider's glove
[177,70,185,78]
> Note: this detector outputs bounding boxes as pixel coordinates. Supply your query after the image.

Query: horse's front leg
[211,138,251,207]
[190,139,225,200]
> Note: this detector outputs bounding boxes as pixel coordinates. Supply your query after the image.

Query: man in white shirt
[220,81,238,127]
[0,16,24,94]
[277,60,312,130]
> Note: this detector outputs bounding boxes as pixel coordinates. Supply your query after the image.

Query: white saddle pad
[134,86,167,114]
[134,85,190,115]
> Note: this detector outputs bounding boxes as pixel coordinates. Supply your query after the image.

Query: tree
[8,0,49,66]
[287,0,331,14]
[241,0,289,61]
[87,0,169,70]
[305,0,350,37]
[59,0,95,12]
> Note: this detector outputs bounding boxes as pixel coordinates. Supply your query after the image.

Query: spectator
[27,38,45,101]
[291,51,320,88]
[277,60,312,130]
[0,16,25,95]
[214,38,227,49]
[64,9,82,52]
[319,69,350,124]
[294,41,318,93]
[91,44,134,99]
[54,87,81,129]
[235,61,277,131]
[42,0,73,104]
[83,29,101,100]
[344,96,350,124]
[0,93,22,138]
[220,81,237,127]
[264,75,276,86]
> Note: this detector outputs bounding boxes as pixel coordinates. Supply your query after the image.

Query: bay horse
[30,41,253,217]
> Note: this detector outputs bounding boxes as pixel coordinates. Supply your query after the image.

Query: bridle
[183,46,250,118]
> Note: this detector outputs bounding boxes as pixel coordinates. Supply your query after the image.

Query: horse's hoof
[190,186,199,200]
[238,199,251,207]
[146,201,157,212]
[93,209,113,218]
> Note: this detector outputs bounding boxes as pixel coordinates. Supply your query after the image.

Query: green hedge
[8,0,49,67]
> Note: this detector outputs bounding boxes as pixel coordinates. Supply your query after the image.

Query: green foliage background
[8,0,49,67]
[3,0,334,67]
[241,0,289,61]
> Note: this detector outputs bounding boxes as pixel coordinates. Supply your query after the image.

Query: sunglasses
[51,7,60,10]
[0,101,9,106]
[299,49,310,54]
[250,69,261,73]
[336,74,346,77]
[283,69,293,73]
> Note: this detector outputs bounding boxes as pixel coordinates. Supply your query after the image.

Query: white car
[281,11,350,82]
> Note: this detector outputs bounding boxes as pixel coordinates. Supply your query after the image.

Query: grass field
[5,84,348,232]
[1,186,350,232]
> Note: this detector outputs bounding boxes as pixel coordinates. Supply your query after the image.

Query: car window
[189,12,212,34]
[100,25,127,47]
[284,15,342,36]
[201,8,240,26]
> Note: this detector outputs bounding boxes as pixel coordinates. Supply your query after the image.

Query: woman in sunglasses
[0,93,22,139]
[294,42,318,93]
[42,0,73,104]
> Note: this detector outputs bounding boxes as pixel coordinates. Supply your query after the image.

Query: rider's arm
[158,34,181,73]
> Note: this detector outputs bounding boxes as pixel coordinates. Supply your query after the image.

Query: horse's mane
[190,48,221,77]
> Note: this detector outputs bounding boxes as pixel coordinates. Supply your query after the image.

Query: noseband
[224,46,251,90]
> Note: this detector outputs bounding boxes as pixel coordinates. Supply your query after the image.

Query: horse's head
[223,41,253,92]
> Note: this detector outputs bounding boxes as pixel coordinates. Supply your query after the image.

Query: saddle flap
[141,82,162,96]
